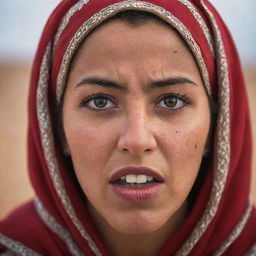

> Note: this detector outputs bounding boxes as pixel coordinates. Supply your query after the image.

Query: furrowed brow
[149,77,197,88]
[75,77,125,90]
[75,76,196,90]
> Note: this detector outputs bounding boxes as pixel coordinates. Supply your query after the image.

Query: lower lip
[110,183,161,202]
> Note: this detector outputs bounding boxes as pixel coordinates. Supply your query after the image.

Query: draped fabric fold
[1,0,255,255]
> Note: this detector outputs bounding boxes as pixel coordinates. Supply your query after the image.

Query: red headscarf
[1,0,256,255]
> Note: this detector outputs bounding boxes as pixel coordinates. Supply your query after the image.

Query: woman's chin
[110,222,165,236]
[105,210,173,236]
[89,198,187,238]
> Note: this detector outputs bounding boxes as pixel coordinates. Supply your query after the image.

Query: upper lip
[109,166,164,183]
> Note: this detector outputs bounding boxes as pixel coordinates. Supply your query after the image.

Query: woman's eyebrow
[76,77,125,90]
[149,77,197,88]
[75,76,196,90]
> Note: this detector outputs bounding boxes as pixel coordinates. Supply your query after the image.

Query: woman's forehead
[71,18,183,66]
[68,19,203,86]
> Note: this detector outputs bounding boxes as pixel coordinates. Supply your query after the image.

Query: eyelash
[79,93,117,112]
[79,92,192,112]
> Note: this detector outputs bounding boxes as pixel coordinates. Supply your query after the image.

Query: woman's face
[63,19,211,235]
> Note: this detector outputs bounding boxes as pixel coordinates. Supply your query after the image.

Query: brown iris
[94,96,108,108]
[164,96,177,108]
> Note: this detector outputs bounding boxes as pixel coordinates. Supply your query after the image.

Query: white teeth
[126,174,137,183]
[123,174,154,184]
[147,176,153,182]
[136,175,147,183]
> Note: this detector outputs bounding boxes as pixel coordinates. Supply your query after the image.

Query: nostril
[121,148,151,153]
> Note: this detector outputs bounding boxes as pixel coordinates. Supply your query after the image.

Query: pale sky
[0,0,255,64]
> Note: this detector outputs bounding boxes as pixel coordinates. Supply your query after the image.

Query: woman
[0,0,255,255]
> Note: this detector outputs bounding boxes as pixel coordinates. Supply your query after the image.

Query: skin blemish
[195,143,198,149]
[176,131,179,134]
[173,50,178,53]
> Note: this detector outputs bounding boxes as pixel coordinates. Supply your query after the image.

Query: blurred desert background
[0,0,256,219]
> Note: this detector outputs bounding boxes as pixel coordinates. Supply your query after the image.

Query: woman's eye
[157,94,190,111]
[80,94,116,111]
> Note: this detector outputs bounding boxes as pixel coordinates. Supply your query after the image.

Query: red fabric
[0,201,72,256]
[1,0,255,255]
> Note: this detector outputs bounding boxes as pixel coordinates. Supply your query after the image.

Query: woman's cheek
[167,127,207,173]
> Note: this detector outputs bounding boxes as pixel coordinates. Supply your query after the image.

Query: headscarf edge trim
[0,233,41,256]
[34,197,84,256]
[36,43,103,255]
[175,1,232,254]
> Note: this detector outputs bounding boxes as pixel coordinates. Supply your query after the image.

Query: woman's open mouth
[109,167,163,201]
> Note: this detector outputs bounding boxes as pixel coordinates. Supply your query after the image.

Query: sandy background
[0,64,256,219]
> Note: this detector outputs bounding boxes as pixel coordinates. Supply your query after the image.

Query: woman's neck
[88,202,188,256]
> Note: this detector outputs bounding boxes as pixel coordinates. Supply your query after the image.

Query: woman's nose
[117,110,157,156]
